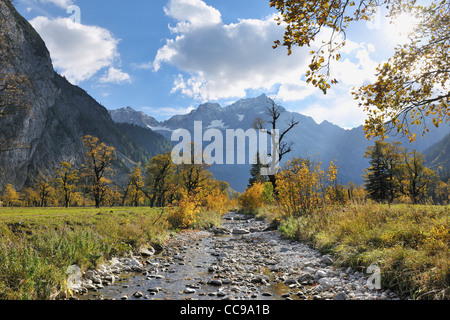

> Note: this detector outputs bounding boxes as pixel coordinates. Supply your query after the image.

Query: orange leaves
[238,182,268,214]
[275,158,339,217]
[169,180,231,228]
[203,187,230,215]
[169,190,202,229]
[167,162,231,228]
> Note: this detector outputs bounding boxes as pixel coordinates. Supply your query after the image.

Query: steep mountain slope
[0,1,169,189]
[115,123,172,162]
[112,95,449,192]
[424,133,450,175]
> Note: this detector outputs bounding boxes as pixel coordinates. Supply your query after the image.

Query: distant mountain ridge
[110,106,160,129]
[109,95,450,192]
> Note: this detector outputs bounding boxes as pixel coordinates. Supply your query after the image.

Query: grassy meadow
[0,206,222,300]
[271,203,450,300]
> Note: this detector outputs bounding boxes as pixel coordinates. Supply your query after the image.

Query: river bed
[75,212,399,301]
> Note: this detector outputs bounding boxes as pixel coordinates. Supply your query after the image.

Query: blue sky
[15,0,413,128]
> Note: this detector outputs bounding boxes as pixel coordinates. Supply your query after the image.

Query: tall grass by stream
[0,207,222,300]
[276,203,449,300]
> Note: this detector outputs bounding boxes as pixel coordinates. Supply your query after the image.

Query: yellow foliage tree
[102,186,123,207]
[202,185,230,215]
[144,153,176,207]
[81,135,116,208]
[2,183,19,207]
[434,180,449,205]
[399,150,437,204]
[22,187,39,207]
[55,161,79,208]
[36,176,56,207]
[168,190,202,229]
[276,158,338,217]
[238,182,266,214]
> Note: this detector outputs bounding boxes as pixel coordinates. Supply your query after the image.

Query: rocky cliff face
[109,107,160,129]
[0,1,167,190]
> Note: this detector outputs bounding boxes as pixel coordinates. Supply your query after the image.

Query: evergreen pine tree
[248,152,268,188]
[364,141,390,202]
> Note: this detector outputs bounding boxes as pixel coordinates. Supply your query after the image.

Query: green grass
[277,203,450,300]
[0,206,225,300]
[0,207,173,300]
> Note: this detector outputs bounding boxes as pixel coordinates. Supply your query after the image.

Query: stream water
[76,213,398,301]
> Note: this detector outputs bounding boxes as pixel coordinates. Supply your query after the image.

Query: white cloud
[99,67,131,84]
[275,81,317,102]
[164,0,221,31]
[38,0,74,9]
[141,105,195,119]
[131,61,153,70]
[153,0,379,108]
[152,0,313,102]
[297,87,368,129]
[30,16,121,84]
[331,42,379,87]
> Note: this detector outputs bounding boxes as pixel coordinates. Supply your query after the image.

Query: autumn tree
[176,147,213,197]
[182,164,211,195]
[400,150,436,204]
[238,182,267,214]
[22,187,39,207]
[55,161,79,208]
[127,155,177,208]
[167,147,232,227]
[346,182,367,203]
[102,186,122,207]
[127,166,145,207]
[270,0,449,141]
[81,135,116,208]
[144,153,176,207]
[36,176,55,207]
[2,183,19,206]
[383,141,405,202]
[276,158,338,216]
[433,180,449,205]
[118,181,131,207]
